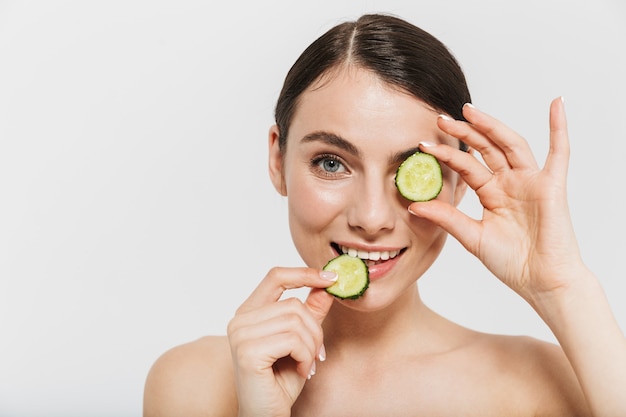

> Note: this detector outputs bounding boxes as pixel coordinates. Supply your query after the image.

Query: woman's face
[269,66,466,310]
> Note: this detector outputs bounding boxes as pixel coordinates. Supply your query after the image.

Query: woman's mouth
[331,243,405,269]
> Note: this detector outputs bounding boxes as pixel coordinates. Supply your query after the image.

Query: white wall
[0,1,624,416]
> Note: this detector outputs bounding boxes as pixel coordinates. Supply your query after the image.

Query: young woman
[143,14,626,416]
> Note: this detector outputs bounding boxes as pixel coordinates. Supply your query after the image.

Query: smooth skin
[143,67,626,416]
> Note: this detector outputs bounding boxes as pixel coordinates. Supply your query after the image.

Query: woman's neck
[322,284,446,356]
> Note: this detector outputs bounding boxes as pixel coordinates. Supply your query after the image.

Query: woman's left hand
[408,97,584,303]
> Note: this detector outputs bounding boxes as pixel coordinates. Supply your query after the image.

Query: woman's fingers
[232,294,331,355]
[437,114,509,173]
[416,97,574,293]
[419,141,492,193]
[233,298,324,342]
[545,97,570,182]
[230,299,323,379]
[233,329,316,380]
[408,199,483,257]
[229,267,336,381]
[434,97,569,195]
[463,103,539,170]
[439,103,539,172]
[304,287,335,326]
[237,267,337,315]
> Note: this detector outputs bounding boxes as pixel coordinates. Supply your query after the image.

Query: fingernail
[308,361,316,379]
[419,141,436,148]
[463,102,475,109]
[318,344,326,362]
[408,206,426,216]
[438,114,453,121]
[320,271,338,281]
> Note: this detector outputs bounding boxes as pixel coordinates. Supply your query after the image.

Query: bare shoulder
[143,335,237,417]
[473,332,590,416]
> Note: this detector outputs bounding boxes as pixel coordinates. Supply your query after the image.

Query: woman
[143,14,626,416]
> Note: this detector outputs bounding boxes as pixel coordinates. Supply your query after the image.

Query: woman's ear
[268,125,287,196]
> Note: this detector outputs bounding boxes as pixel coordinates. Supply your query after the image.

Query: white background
[1,1,624,416]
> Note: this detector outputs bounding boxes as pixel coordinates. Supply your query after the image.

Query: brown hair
[274,13,471,151]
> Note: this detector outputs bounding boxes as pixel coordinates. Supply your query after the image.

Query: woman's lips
[331,243,404,281]
[366,251,402,280]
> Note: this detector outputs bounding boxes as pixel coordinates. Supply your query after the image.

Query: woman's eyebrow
[390,146,423,165]
[300,132,427,165]
[300,131,360,157]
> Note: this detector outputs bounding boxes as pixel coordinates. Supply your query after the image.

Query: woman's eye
[311,155,347,176]
[321,158,343,172]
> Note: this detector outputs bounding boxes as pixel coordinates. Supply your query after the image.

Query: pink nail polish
[319,344,327,362]
[320,271,338,281]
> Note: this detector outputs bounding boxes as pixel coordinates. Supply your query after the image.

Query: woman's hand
[408,97,584,303]
[411,97,626,417]
[227,267,336,417]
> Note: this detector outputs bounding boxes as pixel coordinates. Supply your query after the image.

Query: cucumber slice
[395,151,443,202]
[323,254,369,300]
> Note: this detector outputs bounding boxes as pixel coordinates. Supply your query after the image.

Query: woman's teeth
[339,245,400,262]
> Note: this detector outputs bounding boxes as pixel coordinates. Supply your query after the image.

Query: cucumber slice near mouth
[323,254,369,300]
[395,151,443,202]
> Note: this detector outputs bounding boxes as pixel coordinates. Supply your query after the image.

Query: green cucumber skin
[323,255,370,300]
[395,151,443,202]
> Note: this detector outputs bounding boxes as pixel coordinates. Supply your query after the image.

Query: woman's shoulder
[146,335,232,379]
[466,331,589,415]
[143,335,237,417]
[464,331,568,385]
[471,330,559,358]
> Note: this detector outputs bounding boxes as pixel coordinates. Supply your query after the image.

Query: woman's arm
[531,267,626,416]
[409,97,626,416]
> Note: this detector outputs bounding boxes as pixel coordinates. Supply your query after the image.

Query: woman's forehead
[288,67,450,149]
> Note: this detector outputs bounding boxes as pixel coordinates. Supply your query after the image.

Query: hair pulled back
[274,13,471,151]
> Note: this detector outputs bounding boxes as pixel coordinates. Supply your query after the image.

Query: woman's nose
[347,178,396,236]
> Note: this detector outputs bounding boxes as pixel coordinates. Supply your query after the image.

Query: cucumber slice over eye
[395,151,443,202]
[323,254,369,300]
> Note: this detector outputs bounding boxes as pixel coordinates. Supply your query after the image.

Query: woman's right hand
[227,267,337,417]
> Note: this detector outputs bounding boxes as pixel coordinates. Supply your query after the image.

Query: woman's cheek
[288,179,347,233]
[285,175,347,266]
